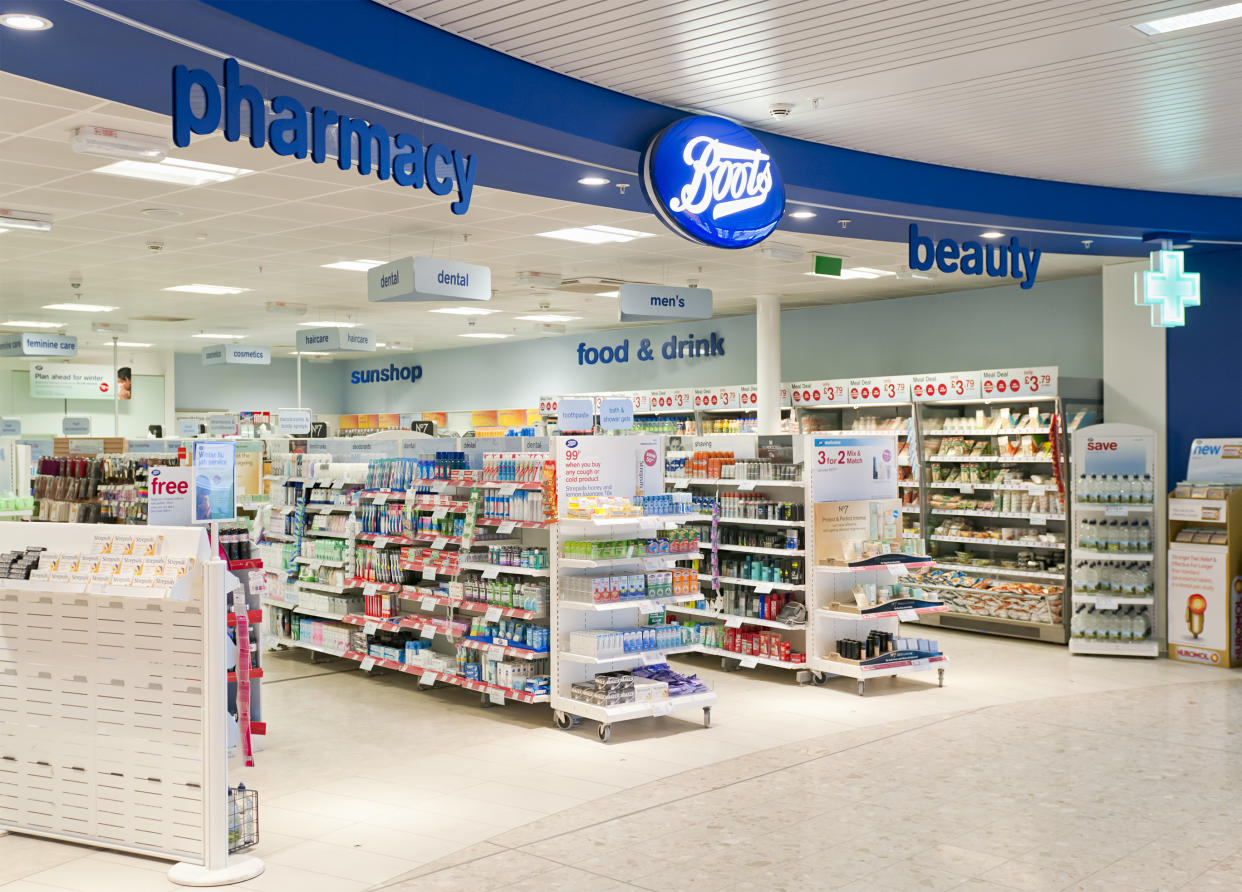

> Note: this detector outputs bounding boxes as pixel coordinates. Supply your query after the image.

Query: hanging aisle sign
[367,257,492,303]
[298,328,377,352]
[30,363,114,399]
[0,332,77,357]
[640,115,785,249]
[618,284,713,321]
[201,344,271,365]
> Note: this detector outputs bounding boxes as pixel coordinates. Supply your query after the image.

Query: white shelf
[715,543,803,557]
[295,580,362,594]
[666,477,803,488]
[0,509,33,518]
[262,532,297,542]
[686,516,804,528]
[925,482,1054,493]
[813,653,948,679]
[924,455,1052,463]
[1068,639,1159,657]
[924,428,1050,437]
[554,690,716,724]
[559,645,699,665]
[818,603,948,620]
[261,597,298,610]
[1072,502,1154,512]
[292,605,351,621]
[666,604,805,630]
[692,645,806,669]
[559,515,687,529]
[929,508,1065,521]
[1073,594,1154,606]
[304,504,354,514]
[272,636,348,658]
[1072,549,1154,562]
[932,535,1065,549]
[293,556,347,568]
[931,561,1065,581]
[558,551,703,569]
[457,561,549,577]
[304,529,353,539]
[558,594,702,611]
[697,573,804,592]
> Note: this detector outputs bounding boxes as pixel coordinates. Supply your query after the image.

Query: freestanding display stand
[0,523,263,886]
[1166,486,1242,666]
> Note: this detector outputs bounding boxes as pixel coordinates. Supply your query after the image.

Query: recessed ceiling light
[321,259,385,271]
[297,320,359,328]
[803,267,897,280]
[42,303,117,313]
[141,208,183,219]
[191,332,246,339]
[1134,3,1242,34]
[164,284,250,295]
[980,231,1005,239]
[2,320,62,329]
[537,225,656,245]
[516,314,581,323]
[594,290,620,298]
[0,209,53,231]
[94,157,253,187]
[115,341,153,348]
[577,176,611,186]
[430,307,498,316]
[459,332,511,339]
[789,210,816,219]
[0,13,52,30]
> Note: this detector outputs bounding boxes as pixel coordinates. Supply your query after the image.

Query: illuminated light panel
[95,157,253,186]
[1135,249,1200,327]
[2,320,62,328]
[115,341,153,347]
[42,303,116,313]
[980,231,1005,239]
[430,307,498,316]
[789,210,817,219]
[804,267,896,280]
[297,321,359,328]
[594,290,620,298]
[459,332,511,339]
[516,314,581,322]
[322,259,385,271]
[577,176,610,186]
[191,332,246,339]
[165,284,250,295]
[1134,3,1242,34]
[536,225,656,244]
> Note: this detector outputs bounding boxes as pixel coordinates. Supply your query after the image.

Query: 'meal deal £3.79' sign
[641,115,785,249]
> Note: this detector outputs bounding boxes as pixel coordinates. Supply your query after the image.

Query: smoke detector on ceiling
[768,102,794,119]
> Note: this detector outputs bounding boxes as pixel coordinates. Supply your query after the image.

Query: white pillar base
[169,854,264,887]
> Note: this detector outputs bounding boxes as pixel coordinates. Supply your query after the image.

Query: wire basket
[228,784,259,854]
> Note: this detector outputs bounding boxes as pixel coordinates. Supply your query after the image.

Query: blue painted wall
[337,275,1103,414]
[174,354,344,413]
[1166,248,1242,481]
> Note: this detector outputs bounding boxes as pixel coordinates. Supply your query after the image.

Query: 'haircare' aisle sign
[555,436,663,517]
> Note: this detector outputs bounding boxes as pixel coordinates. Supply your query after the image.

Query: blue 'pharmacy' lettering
[173,59,477,215]
[350,364,423,384]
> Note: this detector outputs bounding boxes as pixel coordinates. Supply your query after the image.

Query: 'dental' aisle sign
[192,440,236,523]
[368,256,491,303]
[811,436,898,503]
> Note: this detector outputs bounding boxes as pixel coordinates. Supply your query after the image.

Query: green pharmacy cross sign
[1135,248,1200,327]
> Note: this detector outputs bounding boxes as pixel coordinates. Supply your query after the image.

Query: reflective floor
[2,629,1239,891]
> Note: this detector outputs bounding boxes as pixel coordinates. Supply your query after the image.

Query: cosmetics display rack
[1068,424,1160,657]
[809,558,946,695]
[550,513,716,742]
[664,434,813,673]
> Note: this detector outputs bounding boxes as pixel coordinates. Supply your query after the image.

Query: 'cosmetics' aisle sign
[202,345,271,365]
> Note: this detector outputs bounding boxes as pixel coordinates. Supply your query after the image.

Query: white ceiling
[384,0,1242,197]
[0,70,1120,361]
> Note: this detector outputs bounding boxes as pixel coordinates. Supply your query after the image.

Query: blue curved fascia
[7,0,1240,251]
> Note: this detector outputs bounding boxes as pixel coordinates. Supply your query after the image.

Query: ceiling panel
[382,0,1242,196]
[0,69,1124,360]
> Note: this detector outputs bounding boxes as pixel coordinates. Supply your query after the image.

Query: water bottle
[1142,474,1154,504]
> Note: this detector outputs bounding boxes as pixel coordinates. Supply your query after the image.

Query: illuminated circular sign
[640,115,785,249]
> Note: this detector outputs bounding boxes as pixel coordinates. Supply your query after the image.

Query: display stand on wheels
[0,523,263,886]
[550,435,716,741]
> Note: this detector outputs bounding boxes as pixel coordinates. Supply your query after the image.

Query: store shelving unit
[665,434,813,674]
[551,513,716,741]
[809,558,947,695]
[1068,423,1159,657]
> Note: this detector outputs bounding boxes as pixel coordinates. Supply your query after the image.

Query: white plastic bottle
[1141,474,1154,504]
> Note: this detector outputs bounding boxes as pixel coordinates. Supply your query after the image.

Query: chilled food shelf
[667,604,805,630]
[1072,550,1154,562]
[914,581,1054,602]
[923,455,1053,464]
[918,610,1066,642]
[929,509,1064,521]
[931,562,1064,581]
[1072,594,1155,607]
[925,482,1057,493]
[923,428,1051,436]
[1073,502,1154,512]
[932,535,1064,549]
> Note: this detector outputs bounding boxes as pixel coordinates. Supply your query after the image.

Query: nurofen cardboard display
[1167,487,1242,666]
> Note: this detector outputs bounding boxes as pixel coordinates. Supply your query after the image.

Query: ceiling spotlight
[980,231,1005,239]
[0,13,52,30]
[789,210,816,220]
[577,176,611,186]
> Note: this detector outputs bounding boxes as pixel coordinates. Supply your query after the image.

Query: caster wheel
[810,671,828,686]
[857,680,866,697]
[597,724,611,742]
[702,707,711,729]
[553,711,573,730]
[938,668,946,688]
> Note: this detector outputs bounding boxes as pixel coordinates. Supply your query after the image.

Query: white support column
[755,293,781,434]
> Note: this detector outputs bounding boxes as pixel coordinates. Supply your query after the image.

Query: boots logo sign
[641,115,785,249]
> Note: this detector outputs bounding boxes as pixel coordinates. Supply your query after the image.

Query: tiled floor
[3,629,1240,891]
